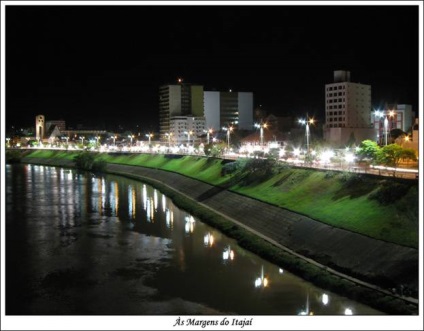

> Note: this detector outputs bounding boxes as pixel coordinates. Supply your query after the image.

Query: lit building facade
[204,90,253,131]
[169,116,206,145]
[35,115,45,141]
[323,70,375,146]
[159,80,204,140]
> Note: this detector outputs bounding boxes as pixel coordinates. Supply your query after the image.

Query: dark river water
[5,164,383,315]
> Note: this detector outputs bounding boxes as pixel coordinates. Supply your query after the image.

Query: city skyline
[5,3,420,131]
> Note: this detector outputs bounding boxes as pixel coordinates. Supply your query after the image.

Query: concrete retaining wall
[22,158,419,296]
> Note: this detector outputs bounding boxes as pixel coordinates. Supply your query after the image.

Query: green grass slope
[18,150,418,248]
[232,168,418,247]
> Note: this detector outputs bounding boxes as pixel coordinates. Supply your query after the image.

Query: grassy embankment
[19,149,418,249]
[12,149,419,314]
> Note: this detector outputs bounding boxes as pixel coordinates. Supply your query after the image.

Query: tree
[356,140,380,163]
[204,143,225,157]
[399,148,417,163]
[376,144,416,168]
[390,128,406,141]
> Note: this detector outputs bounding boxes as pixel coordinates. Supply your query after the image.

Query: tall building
[159,79,204,139]
[323,70,375,146]
[35,115,45,141]
[204,90,253,131]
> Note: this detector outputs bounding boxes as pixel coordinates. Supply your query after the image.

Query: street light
[254,122,267,146]
[80,136,85,147]
[184,130,193,146]
[375,110,395,145]
[165,132,173,146]
[96,136,101,148]
[128,134,134,146]
[6,137,10,147]
[298,116,314,152]
[222,126,233,148]
[111,135,117,146]
[145,133,153,146]
[384,117,389,146]
[204,129,213,144]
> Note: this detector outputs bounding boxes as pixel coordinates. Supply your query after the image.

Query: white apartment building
[323,70,375,146]
[204,90,253,131]
[169,116,206,145]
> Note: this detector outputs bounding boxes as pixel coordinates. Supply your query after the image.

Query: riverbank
[17,149,419,248]
[14,151,419,315]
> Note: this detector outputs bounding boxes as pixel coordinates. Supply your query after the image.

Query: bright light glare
[374,110,383,118]
[320,150,334,163]
[204,233,214,246]
[344,308,353,315]
[322,293,329,305]
[223,246,234,261]
[344,153,355,163]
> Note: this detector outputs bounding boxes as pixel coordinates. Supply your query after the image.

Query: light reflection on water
[5,164,384,315]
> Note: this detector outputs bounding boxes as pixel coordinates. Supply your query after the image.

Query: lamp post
[184,130,193,146]
[223,126,233,148]
[146,133,153,146]
[96,136,101,148]
[6,137,10,147]
[80,136,85,147]
[205,129,213,144]
[111,135,117,146]
[375,109,395,145]
[254,122,267,146]
[165,132,172,146]
[298,116,314,152]
[384,117,388,146]
[128,134,134,146]
[374,110,384,144]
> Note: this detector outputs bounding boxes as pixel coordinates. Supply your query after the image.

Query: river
[5,164,382,315]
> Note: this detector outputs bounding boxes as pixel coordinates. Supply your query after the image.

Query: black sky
[5,4,420,131]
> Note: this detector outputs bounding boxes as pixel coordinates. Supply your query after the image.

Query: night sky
[5,4,420,132]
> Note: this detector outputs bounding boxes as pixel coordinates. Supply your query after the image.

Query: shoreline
[13,155,419,314]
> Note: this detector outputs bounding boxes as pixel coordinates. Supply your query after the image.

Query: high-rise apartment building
[159,79,204,139]
[323,70,375,146]
[204,91,253,131]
